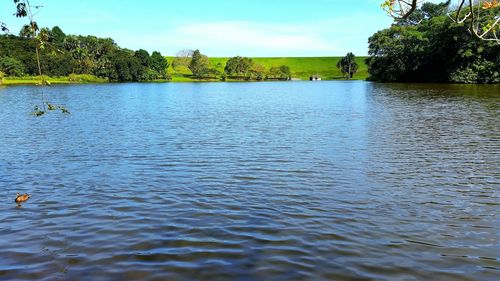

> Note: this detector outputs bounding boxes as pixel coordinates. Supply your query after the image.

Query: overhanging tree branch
[384,0,499,44]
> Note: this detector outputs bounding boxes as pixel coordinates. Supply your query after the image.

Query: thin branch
[25,0,47,109]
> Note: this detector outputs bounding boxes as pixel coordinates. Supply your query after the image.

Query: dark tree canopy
[367,3,500,83]
[188,49,209,79]
[383,0,499,44]
[337,52,359,79]
[0,56,25,76]
[50,26,66,43]
[224,56,254,79]
[0,26,170,82]
[268,65,292,80]
[134,49,152,67]
[150,51,169,79]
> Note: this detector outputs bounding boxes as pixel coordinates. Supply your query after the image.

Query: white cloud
[114,15,392,57]
[126,21,337,57]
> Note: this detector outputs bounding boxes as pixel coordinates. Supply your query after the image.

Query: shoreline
[1,76,364,86]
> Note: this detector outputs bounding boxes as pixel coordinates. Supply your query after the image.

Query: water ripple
[0,82,498,280]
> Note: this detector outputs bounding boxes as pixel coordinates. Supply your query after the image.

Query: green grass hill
[1,57,368,85]
[166,56,368,81]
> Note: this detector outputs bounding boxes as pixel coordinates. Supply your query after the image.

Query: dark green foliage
[107,50,143,82]
[367,4,500,83]
[0,56,25,76]
[150,51,169,79]
[134,49,152,67]
[337,52,359,79]
[268,65,292,80]
[279,65,291,80]
[224,56,254,79]
[19,24,34,38]
[0,26,170,82]
[50,26,66,43]
[189,49,209,79]
[133,49,170,80]
[396,0,451,26]
[203,68,220,79]
[40,52,76,76]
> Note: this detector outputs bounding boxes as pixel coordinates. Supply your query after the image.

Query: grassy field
[0,75,108,86]
[2,77,70,86]
[0,57,369,85]
[167,56,369,81]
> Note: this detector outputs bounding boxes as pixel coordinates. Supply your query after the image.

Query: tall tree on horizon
[188,49,209,79]
[337,52,358,79]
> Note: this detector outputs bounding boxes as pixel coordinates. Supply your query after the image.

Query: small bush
[450,67,478,84]
[67,74,108,83]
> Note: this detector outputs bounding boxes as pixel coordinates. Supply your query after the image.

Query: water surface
[0,82,499,280]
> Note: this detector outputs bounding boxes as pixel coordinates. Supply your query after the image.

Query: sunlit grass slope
[167,57,368,81]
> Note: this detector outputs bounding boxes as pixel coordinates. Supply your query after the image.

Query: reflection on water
[0,82,499,280]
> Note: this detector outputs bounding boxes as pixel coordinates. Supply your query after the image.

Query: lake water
[0,81,499,281]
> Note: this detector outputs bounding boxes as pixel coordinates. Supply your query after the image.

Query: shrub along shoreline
[0,74,366,86]
[1,74,108,86]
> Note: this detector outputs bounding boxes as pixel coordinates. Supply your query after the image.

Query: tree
[203,68,220,79]
[382,0,499,44]
[224,56,254,79]
[1,2,166,84]
[366,4,500,83]
[50,26,65,43]
[267,65,292,80]
[0,56,25,76]
[107,50,144,82]
[150,51,169,79]
[188,49,209,79]
[366,25,427,82]
[337,52,359,79]
[12,1,43,84]
[134,49,151,67]
[250,63,266,80]
[279,65,291,80]
[19,24,35,38]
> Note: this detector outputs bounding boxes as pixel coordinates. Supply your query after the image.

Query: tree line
[0,29,294,82]
[173,49,292,81]
[366,2,500,83]
[0,26,169,82]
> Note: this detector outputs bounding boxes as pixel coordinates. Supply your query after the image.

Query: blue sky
[1,0,395,56]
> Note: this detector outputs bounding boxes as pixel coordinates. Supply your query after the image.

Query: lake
[0,81,499,281]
